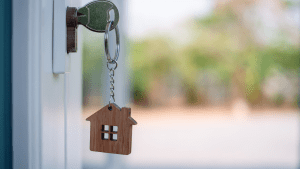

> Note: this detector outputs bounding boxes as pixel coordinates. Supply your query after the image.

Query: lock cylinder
[66,7,78,53]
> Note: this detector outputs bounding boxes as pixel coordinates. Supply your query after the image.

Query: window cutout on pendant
[102,133,109,140]
[111,126,118,133]
[110,134,117,141]
[102,125,109,132]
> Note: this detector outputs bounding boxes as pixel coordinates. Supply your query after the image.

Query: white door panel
[41,0,65,167]
[13,0,82,168]
[65,0,83,168]
[13,0,126,168]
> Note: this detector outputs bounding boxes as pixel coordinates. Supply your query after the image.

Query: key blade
[77,7,89,26]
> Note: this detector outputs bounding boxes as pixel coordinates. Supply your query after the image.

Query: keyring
[104,21,120,63]
[107,60,118,71]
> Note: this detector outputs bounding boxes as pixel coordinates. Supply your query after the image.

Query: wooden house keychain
[86,4,137,155]
[65,0,137,154]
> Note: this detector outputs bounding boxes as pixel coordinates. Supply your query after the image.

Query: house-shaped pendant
[86,103,137,155]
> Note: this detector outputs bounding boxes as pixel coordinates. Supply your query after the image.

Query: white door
[13,0,127,168]
[13,0,82,168]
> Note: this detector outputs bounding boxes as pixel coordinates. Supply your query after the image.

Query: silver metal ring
[107,60,118,71]
[104,21,120,63]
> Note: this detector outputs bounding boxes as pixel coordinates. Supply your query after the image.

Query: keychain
[86,8,137,155]
[66,0,137,155]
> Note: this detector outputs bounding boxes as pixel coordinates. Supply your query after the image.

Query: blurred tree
[191,0,300,107]
[130,38,175,106]
[128,0,299,108]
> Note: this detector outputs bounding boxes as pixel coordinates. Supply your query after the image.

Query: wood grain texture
[86,103,137,155]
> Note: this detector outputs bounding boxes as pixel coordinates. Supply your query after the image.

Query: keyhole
[109,9,115,22]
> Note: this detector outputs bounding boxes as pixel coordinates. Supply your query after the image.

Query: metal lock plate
[53,0,69,74]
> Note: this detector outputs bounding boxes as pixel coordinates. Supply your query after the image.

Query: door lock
[66,0,119,53]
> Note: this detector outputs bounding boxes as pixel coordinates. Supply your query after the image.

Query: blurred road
[82,105,299,169]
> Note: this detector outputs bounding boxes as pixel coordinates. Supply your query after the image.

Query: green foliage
[189,49,218,68]
[244,46,299,106]
[197,7,237,27]
[283,0,300,8]
[80,3,299,108]
[131,67,150,106]
[127,7,300,107]
[198,14,224,26]
[184,82,199,105]
[128,24,299,107]
[268,46,300,70]
[129,41,151,104]
[129,38,175,105]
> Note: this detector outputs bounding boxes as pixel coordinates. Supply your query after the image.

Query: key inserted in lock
[66,0,119,53]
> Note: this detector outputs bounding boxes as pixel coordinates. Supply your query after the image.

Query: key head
[78,0,119,32]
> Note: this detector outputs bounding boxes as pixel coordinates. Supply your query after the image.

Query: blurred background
[81,0,300,168]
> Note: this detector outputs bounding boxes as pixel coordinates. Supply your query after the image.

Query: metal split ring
[104,21,120,63]
[107,60,118,71]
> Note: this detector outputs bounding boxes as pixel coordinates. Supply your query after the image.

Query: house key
[77,0,119,32]
[66,0,120,53]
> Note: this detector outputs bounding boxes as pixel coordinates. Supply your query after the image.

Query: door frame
[0,0,12,168]
[13,0,83,168]
[12,0,42,168]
